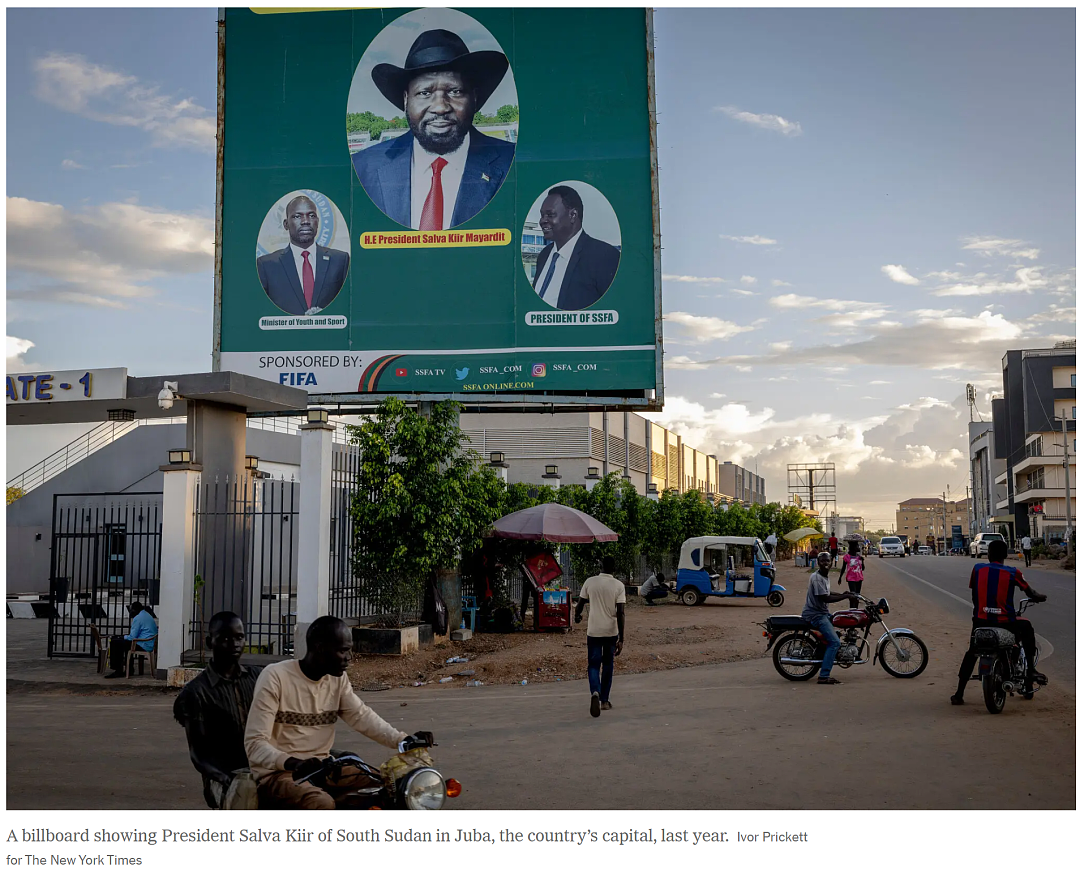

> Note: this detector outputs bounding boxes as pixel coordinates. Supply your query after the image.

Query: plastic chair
[125,635,158,678]
[88,623,109,674]
[461,596,478,631]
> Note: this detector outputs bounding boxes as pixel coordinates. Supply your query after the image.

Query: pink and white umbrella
[489,503,619,543]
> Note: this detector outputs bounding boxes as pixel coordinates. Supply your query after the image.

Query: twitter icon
[455,367,469,380]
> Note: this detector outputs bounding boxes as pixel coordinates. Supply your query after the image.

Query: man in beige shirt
[574,555,626,718]
[244,616,429,809]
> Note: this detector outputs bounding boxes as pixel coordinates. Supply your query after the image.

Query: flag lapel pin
[481,173,490,182]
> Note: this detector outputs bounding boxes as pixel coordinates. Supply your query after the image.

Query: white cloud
[869,380,891,385]
[33,52,215,150]
[770,294,890,325]
[932,266,1051,297]
[769,341,792,352]
[6,196,214,308]
[729,288,757,297]
[708,392,726,399]
[6,336,39,373]
[961,236,1040,260]
[664,311,757,344]
[666,355,711,371]
[662,273,726,284]
[771,279,793,287]
[881,264,920,285]
[60,159,86,170]
[740,275,757,285]
[720,234,777,246]
[715,105,803,136]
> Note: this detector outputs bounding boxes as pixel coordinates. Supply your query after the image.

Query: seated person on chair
[244,615,431,809]
[951,539,1048,705]
[173,611,262,809]
[639,571,670,605]
[104,601,157,679]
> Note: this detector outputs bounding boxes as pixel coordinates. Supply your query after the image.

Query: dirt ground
[345,562,955,691]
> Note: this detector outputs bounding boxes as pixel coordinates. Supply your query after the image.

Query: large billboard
[215,7,662,408]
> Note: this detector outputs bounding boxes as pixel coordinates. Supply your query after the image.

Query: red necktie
[419,157,448,231]
[301,250,314,310]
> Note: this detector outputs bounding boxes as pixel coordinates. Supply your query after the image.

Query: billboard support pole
[646,7,664,410]
[212,10,226,374]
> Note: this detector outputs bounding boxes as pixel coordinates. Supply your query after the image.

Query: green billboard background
[216,7,660,404]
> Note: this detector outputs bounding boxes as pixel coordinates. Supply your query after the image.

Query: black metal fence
[188,476,298,660]
[48,493,162,658]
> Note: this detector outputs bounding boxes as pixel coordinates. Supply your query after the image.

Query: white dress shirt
[289,242,318,290]
[533,228,583,309]
[410,132,470,230]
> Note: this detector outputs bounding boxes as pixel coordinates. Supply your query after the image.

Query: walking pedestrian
[828,533,839,564]
[838,540,866,598]
[574,555,625,717]
[1021,534,1032,567]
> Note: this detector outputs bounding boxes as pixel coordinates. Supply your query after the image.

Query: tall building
[896,497,970,547]
[969,420,1009,536]
[992,342,1076,542]
[827,514,865,539]
[717,461,767,506]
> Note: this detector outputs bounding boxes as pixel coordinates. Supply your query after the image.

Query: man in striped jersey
[951,540,1048,705]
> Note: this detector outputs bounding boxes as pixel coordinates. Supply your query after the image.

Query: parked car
[969,532,1006,558]
[917,546,931,555]
[878,536,906,558]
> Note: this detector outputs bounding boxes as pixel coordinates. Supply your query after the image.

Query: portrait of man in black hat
[351,27,516,230]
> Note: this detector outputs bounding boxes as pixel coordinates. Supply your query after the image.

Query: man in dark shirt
[951,540,1047,704]
[174,611,262,808]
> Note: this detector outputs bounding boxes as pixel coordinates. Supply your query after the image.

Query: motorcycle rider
[951,539,1047,705]
[173,611,261,809]
[802,551,859,685]
[244,615,432,809]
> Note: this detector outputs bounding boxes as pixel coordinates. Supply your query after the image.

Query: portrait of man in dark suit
[352,29,515,230]
[532,186,621,311]
[256,195,350,316]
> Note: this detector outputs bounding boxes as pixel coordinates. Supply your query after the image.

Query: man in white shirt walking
[574,556,626,717]
[1021,534,1032,567]
[245,616,431,809]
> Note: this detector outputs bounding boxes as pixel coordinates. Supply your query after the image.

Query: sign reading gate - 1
[215,7,661,408]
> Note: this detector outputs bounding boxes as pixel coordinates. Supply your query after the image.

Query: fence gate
[48,493,163,658]
[188,476,298,661]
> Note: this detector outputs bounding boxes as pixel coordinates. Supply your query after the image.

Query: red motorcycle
[761,594,928,681]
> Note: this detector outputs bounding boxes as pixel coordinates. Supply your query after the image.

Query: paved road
[873,555,1076,685]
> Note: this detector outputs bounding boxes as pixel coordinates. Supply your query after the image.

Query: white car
[878,536,905,557]
[969,532,1005,558]
[917,545,932,555]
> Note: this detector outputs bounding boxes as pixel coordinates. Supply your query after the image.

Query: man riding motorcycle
[951,539,1047,705]
[802,551,859,685]
[244,615,432,809]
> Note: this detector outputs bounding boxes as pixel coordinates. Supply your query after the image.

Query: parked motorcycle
[761,594,928,681]
[972,598,1045,714]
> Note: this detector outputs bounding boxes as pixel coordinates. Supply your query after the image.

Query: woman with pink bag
[838,539,866,597]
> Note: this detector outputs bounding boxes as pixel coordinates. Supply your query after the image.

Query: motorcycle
[972,598,1045,714]
[256,736,461,810]
[761,594,929,681]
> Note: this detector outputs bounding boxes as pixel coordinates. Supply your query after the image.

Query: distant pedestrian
[828,534,839,564]
[1021,535,1032,567]
[765,532,778,559]
[838,540,866,598]
[574,555,625,717]
[639,571,670,606]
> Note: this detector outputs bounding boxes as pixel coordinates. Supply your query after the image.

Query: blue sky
[6,7,1076,525]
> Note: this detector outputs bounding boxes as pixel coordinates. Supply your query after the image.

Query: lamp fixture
[544,465,559,476]
[490,451,505,464]
[586,466,600,478]
[245,455,260,471]
[307,407,329,425]
[168,448,191,465]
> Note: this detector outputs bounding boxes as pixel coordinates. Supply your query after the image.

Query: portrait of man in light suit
[532,185,621,311]
[256,195,350,316]
[352,29,515,231]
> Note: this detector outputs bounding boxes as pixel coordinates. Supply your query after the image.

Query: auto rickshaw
[675,536,785,607]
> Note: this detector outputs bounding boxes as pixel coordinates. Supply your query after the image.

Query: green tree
[347,399,503,627]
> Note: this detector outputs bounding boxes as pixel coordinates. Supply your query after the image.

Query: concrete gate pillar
[157,463,201,676]
[294,415,335,659]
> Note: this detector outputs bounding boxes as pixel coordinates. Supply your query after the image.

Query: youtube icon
[395,368,407,377]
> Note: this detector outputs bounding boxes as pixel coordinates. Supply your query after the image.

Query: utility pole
[1062,415,1073,558]
[942,490,948,555]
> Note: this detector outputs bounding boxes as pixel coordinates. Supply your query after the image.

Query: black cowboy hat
[371,29,510,112]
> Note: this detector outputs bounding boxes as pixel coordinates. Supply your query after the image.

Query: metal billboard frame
[211,8,663,414]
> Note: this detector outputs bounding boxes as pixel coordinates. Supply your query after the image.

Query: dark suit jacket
[533,231,621,311]
[256,245,349,316]
[352,129,515,228]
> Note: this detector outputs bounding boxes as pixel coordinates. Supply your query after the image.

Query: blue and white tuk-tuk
[675,536,785,607]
